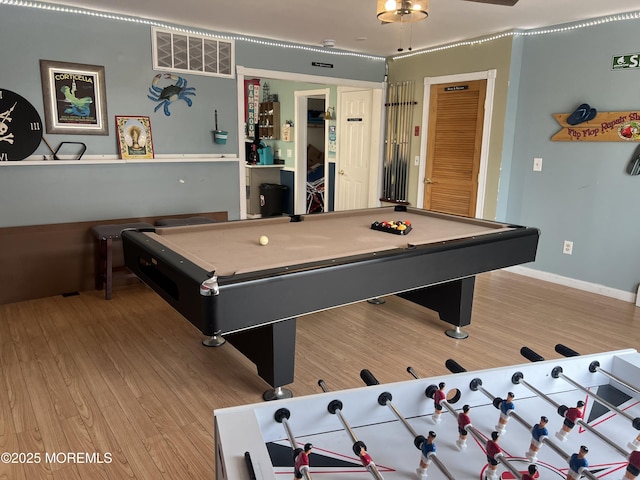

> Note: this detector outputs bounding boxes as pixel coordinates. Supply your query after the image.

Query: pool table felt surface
[145,208,514,277]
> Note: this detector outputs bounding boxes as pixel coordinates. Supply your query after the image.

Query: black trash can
[259,183,287,217]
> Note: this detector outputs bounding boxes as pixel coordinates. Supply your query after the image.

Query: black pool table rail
[124,221,539,288]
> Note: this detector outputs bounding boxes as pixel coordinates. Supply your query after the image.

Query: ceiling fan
[463,0,519,5]
[378,0,520,25]
[380,0,519,50]
[376,0,519,24]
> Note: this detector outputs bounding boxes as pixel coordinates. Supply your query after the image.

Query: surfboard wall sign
[552,110,640,142]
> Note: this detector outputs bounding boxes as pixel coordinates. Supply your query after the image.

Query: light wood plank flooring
[0,270,638,479]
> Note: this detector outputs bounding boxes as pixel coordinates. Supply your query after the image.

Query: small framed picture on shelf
[115,116,154,159]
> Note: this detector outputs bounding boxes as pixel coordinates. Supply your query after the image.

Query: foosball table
[214,346,640,479]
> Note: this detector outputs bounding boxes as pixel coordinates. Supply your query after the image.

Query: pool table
[122,206,539,399]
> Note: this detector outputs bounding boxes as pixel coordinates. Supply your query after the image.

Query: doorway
[294,89,329,214]
[417,70,496,218]
[236,66,385,218]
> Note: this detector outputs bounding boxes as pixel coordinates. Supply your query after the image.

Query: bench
[91,222,153,300]
[91,217,219,300]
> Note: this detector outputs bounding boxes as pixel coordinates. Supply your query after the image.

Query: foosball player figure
[456,405,472,450]
[495,392,515,434]
[629,434,640,452]
[432,382,446,424]
[293,443,313,479]
[522,464,538,480]
[355,443,376,471]
[556,401,585,442]
[566,445,588,480]
[526,416,549,461]
[416,431,437,479]
[484,431,502,480]
[623,449,640,480]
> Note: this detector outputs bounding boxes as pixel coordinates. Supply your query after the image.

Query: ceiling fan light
[377,0,428,23]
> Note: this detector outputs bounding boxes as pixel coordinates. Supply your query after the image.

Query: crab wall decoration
[147,74,196,116]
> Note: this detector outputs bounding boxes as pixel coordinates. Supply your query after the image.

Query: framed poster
[39,60,108,135]
[115,116,154,159]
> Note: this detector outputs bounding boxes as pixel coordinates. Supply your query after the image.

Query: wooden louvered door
[423,79,486,217]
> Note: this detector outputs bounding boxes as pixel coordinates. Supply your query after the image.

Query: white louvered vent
[152,27,234,78]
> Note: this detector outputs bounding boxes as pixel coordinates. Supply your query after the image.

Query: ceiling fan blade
[463,0,519,6]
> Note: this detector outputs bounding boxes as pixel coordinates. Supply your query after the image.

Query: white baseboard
[503,266,638,305]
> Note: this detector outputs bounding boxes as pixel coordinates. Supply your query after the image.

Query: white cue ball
[259,235,269,246]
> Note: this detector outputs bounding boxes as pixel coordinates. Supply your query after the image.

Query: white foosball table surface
[214,349,640,479]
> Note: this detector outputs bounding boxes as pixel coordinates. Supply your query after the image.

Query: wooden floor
[0,270,637,480]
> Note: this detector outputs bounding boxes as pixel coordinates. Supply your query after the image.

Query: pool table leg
[224,317,296,401]
[397,276,475,339]
[202,333,226,347]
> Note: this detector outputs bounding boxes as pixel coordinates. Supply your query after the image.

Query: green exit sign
[612,53,640,70]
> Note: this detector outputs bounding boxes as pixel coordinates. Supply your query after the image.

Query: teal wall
[495,35,524,222]
[0,162,240,226]
[502,20,640,294]
[0,5,236,156]
[387,16,640,296]
[0,4,385,226]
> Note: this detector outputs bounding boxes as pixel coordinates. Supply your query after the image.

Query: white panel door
[336,89,372,211]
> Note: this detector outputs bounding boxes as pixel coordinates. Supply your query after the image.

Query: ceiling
[38,0,640,57]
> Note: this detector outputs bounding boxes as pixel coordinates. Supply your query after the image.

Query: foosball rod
[408,366,525,480]
[555,344,640,396]
[274,408,312,480]
[406,366,473,429]
[317,379,385,480]
[359,369,456,480]
[554,344,640,452]
[447,360,598,480]
[555,346,640,463]
[551,364,640,430]
[520,347,632,458]
[445,359,535,431]
[444,359,571,463]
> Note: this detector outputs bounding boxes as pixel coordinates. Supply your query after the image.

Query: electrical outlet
[563,240,573,255]
[533,157,543,172]
[286,149,292,158]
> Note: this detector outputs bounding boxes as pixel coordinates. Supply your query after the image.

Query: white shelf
[0,154,239,167]
[245,164,283,169]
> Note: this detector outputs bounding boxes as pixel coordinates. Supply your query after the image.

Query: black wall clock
[0,89,43,161]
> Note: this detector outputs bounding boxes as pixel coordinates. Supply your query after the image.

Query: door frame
[294,89,329,214]
[417,69,496,218]
[236,66,385,218]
